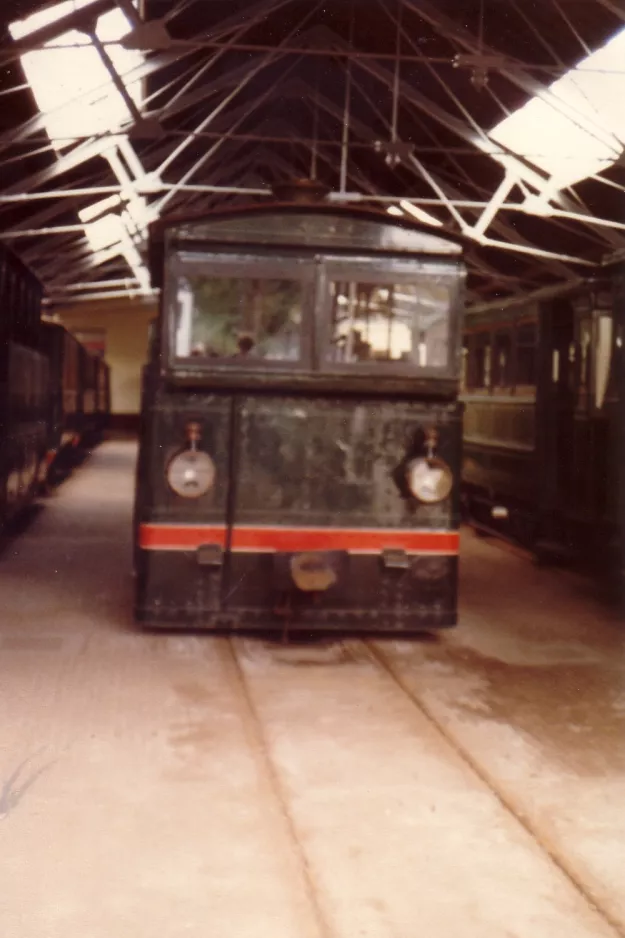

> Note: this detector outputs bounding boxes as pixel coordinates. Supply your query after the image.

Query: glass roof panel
[490,26,625,189]
[9,3,143,149]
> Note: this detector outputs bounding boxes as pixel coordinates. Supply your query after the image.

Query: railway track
[223,637,333,938]
[365,640,625,938]
[227,633,623,938]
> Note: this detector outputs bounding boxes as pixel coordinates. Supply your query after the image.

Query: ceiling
[1,0,625,309]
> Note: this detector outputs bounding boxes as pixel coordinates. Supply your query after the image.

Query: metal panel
[233,395,460,530]
[170,210,463,255]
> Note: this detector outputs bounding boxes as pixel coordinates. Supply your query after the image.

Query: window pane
[493,330,513,387]
[468,334,491,390]
[595,314,613,410]
[516,322,537,386]
[460,346,468,393]
[577,316,593,408]
[326,280,450,368]
[174,275,304,362]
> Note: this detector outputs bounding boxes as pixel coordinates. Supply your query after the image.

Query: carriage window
[516,322,537,386]
[460,346,468,393]
[173,275,304,362]
[326,280,450,368]
[493,330,513,388]
[594,314,613,410]
[577,316,593,407]
[468,333,491,390]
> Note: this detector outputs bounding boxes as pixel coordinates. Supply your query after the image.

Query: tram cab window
[326,280,450,369]
[173,274,304,363]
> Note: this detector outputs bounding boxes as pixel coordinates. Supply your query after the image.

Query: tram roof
[150,200,464,264]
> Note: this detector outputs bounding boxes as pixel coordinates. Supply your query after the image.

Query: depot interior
[2,0,625,933]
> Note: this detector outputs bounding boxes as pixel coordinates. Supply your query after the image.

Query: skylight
[490,25,625,190]
[9,1,143,149]
[9,2,155,294]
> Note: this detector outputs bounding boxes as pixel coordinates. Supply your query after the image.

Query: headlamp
[406,456,453,504]
[167,449,215,499]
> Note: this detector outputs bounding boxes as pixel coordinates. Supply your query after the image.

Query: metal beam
[345,38,625,251]
[150,0,300,121]
[113,0,141,26]
[404,0,619,151]
[303,77,583,279]
[471,171,518,238]
[0,0,114,68]
[47,288,158,303]
[0,0,284,154]
[1,138,116,197]
[467,277,584,315]
[111,38,565,72]
[154,3,323,182]
[0,183,271,203]
[595,0,625,24]
[50,278,140,290]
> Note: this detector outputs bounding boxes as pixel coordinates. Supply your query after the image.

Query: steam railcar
[134,192,466,634]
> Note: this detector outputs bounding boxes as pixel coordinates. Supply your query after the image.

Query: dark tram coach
[461,270,625,580]
[134,184,466,634]
[1,237,112,539]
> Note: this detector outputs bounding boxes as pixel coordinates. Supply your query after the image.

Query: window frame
[163,250,317,374]
[465,329,492,393]
[491,327,514,394]
[317,256,462,380]
[514,319,538,395]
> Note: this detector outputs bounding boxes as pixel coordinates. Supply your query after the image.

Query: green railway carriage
[461,272,624,579]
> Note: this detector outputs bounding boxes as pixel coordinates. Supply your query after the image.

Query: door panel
[138,395,233,617]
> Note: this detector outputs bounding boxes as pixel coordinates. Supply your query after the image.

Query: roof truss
[0,0,623,306]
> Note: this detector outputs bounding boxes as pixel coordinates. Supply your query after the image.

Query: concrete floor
[0,440,623,938]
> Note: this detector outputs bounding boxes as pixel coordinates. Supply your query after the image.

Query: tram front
[134,200,466,634]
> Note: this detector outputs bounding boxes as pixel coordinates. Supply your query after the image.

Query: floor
[0,440,623,938]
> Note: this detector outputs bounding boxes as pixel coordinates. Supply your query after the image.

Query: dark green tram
[461,270,624,577]
[134,195,466,633]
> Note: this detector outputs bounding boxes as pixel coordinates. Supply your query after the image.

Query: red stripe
[139,525,227,550]
[139,524,458,554]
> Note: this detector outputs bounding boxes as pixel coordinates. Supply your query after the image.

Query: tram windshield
[168,260,457,376]
[173,274,305,362]
[326,279,451,369]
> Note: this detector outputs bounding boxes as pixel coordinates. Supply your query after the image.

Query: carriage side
[0,243,47,530]
[461,274,624,575]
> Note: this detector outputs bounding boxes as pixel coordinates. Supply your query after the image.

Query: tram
[461,268,625,578]
[133,182,467,633]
